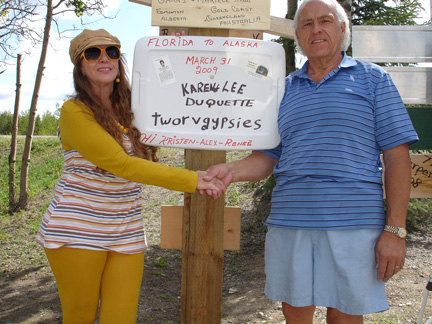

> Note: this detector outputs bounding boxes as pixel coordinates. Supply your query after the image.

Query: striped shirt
[37,100,198,253]
[260,53,418,230]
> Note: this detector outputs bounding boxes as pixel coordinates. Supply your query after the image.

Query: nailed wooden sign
[151,0,271,30]
[382,153,432,198]
[410,154,432,198]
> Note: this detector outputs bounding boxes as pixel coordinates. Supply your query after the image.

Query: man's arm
[375,143,411,282]
[204,151,278,189]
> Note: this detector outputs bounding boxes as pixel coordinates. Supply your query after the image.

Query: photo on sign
[153,55,176,86]
[245,61,269,79]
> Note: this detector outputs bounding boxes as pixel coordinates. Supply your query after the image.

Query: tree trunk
[18,0,53,209]
[9,54,21,213]
[285,0,298,74]
[337,0,352,19]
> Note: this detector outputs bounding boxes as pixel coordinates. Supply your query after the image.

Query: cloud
[271,1,287,18]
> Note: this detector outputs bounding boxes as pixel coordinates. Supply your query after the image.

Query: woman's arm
[59,100,199,193]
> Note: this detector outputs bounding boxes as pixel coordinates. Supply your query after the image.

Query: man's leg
[327,307,363,324]
[282,302,315,324]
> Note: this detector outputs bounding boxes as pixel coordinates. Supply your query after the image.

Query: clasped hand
[196,164,233,199]
[196,170,227,199]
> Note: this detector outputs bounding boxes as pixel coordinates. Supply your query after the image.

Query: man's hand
[375,231,406,282]
[198,151,277,197]
[196,171,226,199]
[199,164,233,196]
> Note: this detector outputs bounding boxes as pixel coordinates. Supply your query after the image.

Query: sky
[0,0,430,116]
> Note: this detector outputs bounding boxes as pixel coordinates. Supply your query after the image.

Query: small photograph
[256,65,269,76]
[245,60,269,79]
[153,55,176,86]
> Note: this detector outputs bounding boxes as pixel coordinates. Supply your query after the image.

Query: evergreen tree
[34,115,42,135]
[39,110,59,135]
[352,0,425,25]
[0,111,13,134]
[17,110,29,135]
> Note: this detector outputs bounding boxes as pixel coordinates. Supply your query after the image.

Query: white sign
[131,36,285,150]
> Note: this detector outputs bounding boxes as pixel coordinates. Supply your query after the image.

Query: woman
[36,29,225,324]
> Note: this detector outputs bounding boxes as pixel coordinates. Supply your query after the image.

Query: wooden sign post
[182,148,226,323]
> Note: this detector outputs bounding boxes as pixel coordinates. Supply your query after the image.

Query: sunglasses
[80,46,121,63]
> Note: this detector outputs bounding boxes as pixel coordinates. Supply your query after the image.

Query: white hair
[294,0,351,55]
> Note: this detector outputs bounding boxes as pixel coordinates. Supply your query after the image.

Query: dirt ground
[1,149,432,324]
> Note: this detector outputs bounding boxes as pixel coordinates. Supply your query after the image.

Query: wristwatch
[383,225,407,239]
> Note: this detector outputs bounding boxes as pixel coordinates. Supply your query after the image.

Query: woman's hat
[69,29,121,64]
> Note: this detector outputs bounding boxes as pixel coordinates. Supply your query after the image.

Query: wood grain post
[181,149,226,324]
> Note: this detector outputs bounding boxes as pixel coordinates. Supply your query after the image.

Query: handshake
[193,151,277,199]
[196,163,233,199]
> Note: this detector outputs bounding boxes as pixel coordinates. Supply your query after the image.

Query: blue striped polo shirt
[260,53,419,230]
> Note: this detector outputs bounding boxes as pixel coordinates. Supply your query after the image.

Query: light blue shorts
[264,227,389,315]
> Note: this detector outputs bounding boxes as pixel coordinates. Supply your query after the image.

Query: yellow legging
[45,247,144,324]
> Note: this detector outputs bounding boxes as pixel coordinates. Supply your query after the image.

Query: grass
[155,257,168,268]
[0,137,64,279]
[0,137,63,212]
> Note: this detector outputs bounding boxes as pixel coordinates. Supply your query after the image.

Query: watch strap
[383,225,407,238]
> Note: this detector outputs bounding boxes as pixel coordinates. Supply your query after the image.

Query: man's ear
[340,21,346,40]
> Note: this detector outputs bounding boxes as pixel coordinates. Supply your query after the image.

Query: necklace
[116,121,129,134]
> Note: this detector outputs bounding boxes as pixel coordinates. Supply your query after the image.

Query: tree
[0,111,13,134]
[8,54,21,211]
[38,109,59,135]
[17,109,29,135]
[34,114,41,134]
[272,0,297,76]
[12,0,109,211]
[352,0,424,25]
[0,109,59,135]
[0,0,39,70]
[285,0,297,75]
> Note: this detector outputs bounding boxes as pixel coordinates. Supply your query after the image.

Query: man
[203,0,419,323]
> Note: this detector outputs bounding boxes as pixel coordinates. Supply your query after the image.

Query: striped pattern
[261,54,418,230]
[37,134,146,253]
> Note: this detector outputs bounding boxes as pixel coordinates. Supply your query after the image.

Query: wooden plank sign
[382,153,432,199]
[410,154,432,198]
[129,0,297,39]
[151,0,270,31]
[160,205,241,250]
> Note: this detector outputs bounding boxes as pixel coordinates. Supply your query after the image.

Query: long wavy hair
[72,54,158,162]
